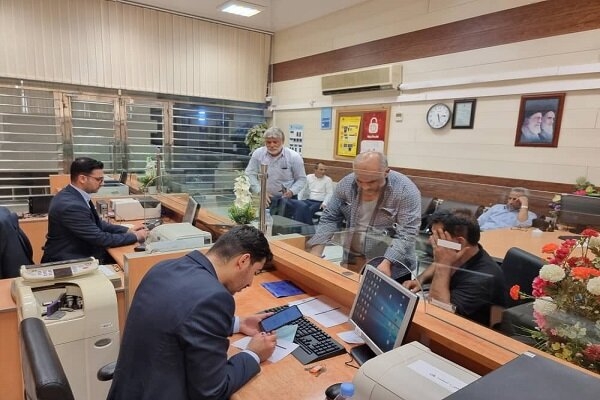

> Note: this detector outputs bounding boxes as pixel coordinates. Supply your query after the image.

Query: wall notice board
[334,107,389,159]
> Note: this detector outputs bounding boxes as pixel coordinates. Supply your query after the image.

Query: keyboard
[263,305,347,365]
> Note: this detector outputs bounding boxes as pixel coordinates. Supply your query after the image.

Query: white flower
[588,236,600,250]
[587,277,600,296]
[533,296,557,315]
[232,174,252,207]
[539,264,566,283]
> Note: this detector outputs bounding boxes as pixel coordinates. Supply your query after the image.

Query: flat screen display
[348,264,419,362]
[558,194,600,231]
[182,197,200,225]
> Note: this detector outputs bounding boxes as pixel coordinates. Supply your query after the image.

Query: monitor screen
[182,197,200,225]
[348,264,419,365]
[558,194,600,231]
[28,195,54,215]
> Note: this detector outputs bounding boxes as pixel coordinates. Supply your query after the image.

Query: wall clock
[426,103,451,129]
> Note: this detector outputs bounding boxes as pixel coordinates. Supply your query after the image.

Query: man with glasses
[477,187,537,231]
[41,157,148,263]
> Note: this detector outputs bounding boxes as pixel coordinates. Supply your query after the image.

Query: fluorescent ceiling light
[219,1,264,17]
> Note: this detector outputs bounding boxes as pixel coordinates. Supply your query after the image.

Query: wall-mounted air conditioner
[321,64,402,95]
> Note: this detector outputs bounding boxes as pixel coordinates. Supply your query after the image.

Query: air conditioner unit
[321,64,402,95]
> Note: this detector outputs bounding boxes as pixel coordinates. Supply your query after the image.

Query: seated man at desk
[41,157,148,264]
[307,151,421,280]
[477,187,537,231]
[403,209,507,326]
[108,225,277,400]
[292,162,334,224]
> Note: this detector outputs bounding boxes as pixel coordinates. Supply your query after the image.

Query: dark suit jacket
[108,251,260,400]
[0,206,33,279]
[41,185,137,263]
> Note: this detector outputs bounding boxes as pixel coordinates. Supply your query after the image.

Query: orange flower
[571,267,600,280]
[510,284,521,301]
[542,243,559,254]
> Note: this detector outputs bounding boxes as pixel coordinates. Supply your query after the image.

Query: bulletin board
[334,107,389,159]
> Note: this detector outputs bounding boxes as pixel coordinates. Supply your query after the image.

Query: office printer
[111,197,161,220]
[353,341,480,400]
[145,223,212,253]
[95,183,129,196]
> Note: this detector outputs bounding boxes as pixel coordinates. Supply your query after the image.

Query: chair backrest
[434,199,485,218]
[0,206,34,279]
[501,247,545,308]
[20,317,75,400]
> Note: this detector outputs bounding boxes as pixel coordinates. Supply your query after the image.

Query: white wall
[270,1,600,185]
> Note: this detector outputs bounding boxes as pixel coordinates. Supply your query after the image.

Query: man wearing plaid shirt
[307,151,421,280]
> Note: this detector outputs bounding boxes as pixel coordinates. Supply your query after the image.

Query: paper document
[232,336,298,363]
[290,296,348,327]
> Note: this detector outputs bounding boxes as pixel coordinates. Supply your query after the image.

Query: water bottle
[264,208,273,237]
[334,382,354,400]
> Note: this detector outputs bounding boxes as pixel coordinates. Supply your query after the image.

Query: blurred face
[526,112,542,134]
[227,255,266,294]
[506,191,523,210]
[80,169,105,194]
[265,137,283,156]
[314,164,327,178]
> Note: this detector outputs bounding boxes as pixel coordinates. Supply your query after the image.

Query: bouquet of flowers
[228,173,256,224]
[511,229,600,373]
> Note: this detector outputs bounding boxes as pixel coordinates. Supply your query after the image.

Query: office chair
[434,199,485,218]
[0,206,34,279]
[20,317,116,400]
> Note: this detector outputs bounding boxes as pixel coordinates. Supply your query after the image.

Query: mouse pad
[261,280,304,298]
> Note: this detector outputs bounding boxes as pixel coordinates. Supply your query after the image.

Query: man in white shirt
[296,163,334,223]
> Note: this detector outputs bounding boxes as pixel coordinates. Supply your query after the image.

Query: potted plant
[244,122,268,154]
[228,173,256,224]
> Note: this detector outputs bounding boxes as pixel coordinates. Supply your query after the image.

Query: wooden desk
[480,228,566,259]
[19,216,47,263]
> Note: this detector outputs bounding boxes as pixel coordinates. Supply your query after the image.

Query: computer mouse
[134,244,146,252]
[325,383,342,400]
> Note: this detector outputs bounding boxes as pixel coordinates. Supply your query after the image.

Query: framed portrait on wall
[514,93,565,147]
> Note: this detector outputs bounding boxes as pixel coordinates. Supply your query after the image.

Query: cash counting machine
[111,197,161,220]
[11,257,119,400]
[145,223,212,253]
[353,341,480,400]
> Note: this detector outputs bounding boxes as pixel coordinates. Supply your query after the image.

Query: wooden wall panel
[273,0,600,82]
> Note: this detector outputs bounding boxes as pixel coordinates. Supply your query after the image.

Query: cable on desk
[344,353,359,369]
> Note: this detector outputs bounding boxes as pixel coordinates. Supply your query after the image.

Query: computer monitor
[348,264,419,365]
[28,195,53,215]
[558,194,600,232]
[182,197,200,225]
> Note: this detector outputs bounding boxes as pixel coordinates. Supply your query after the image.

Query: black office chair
[0,206,34,279]
[20,317,116,400]
[434,199,485,218]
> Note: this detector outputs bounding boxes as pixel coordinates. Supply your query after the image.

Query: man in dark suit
[41,157,147,263]
[108,225,277,400]
[0,206,33,278]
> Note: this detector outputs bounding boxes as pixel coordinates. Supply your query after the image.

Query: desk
[480,228,566,259]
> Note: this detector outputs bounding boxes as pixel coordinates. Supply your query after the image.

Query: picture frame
[514,93,565,147]
[334,107,389,159]
[451,99,476,129]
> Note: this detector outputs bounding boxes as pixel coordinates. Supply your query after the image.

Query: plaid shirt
[308,171,421,279]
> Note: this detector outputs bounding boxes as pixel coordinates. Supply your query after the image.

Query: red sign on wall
[361,111,387,140]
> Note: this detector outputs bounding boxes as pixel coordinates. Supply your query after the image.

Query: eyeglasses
[84,174,104,183]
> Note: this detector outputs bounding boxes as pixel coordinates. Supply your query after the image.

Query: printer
[111,197,161,220]
[11,258,119,400]
[95,182,129,196]
[353,341,480,400]
[145,222,212,253]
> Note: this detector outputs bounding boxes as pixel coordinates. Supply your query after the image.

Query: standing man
[307,151,421,280]
[41,157,147,263]
[294,162,334,224]
[403,209,507,326]
[477,187,537,231]
[108,225,277,400]
[245,127,306,215]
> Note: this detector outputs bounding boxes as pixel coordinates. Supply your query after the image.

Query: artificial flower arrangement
[510,228,600,374]
[228,173,256,224]
[138,156,157,189]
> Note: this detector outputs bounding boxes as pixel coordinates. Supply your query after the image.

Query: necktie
[89,200,100,225]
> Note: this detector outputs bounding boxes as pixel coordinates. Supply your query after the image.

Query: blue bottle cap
[340,382,354,397]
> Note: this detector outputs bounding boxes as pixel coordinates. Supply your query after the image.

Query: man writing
[477,187,537,231]
[108,225,277,400]
[403,209,507,326]
[42,157,147,263]
[307,151,421,280]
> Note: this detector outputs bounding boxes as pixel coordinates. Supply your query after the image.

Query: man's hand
[239,313,273,336]
[247,332,277,362]
[376,259,392,277]
[129,224,149,243]
[282,189,293,199]
[518,196,529,208]
[402,279,421,293]
[309,244,325,257]
[430,228,467,268]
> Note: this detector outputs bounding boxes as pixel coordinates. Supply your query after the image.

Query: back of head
[263,127,285,142]
[429,209,480,245]
[70,157,104,181]
[208,225,272,264]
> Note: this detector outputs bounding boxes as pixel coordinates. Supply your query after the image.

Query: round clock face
[426,103,451,129]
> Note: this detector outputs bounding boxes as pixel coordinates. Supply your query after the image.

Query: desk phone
[20,257,99,281]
